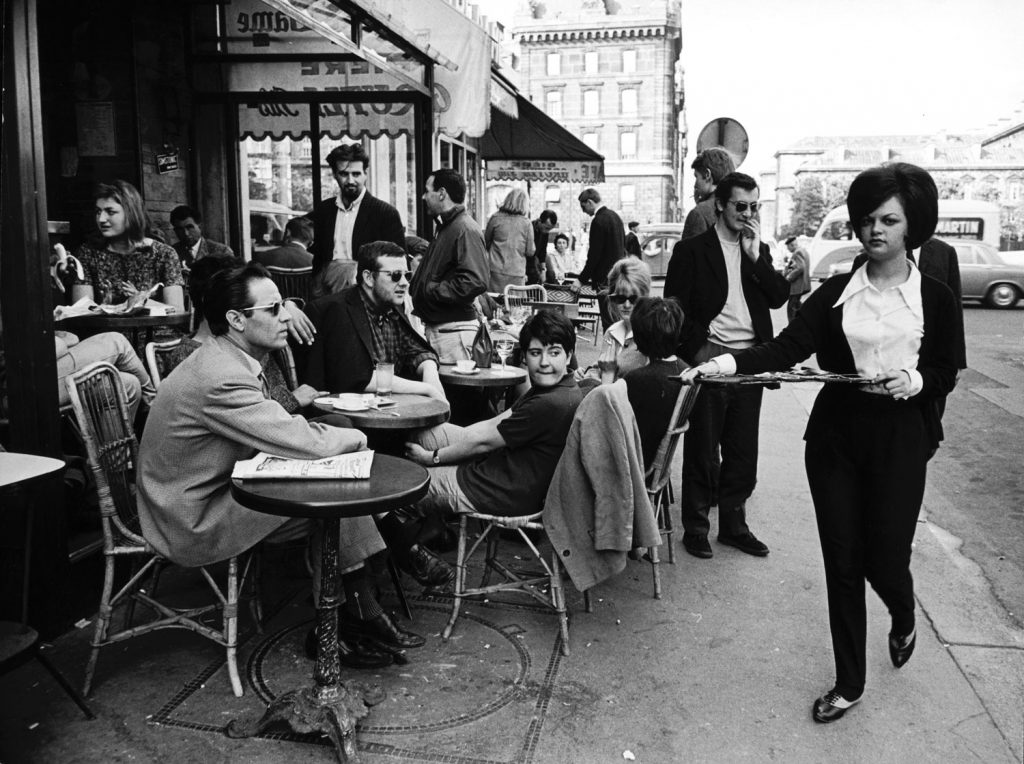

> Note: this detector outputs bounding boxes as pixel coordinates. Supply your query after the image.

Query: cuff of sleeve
[714,354,737,375]
[905,369,924,397]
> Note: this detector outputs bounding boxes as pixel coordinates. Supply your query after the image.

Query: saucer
[452,368,480,375]
[334,400,369,412]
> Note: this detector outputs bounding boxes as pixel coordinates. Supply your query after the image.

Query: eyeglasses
[727,200,761,213]
[609,293,640,305]
[375,270,411,283]
[241,301,285,316]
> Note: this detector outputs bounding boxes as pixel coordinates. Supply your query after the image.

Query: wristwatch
[432,449,441,465]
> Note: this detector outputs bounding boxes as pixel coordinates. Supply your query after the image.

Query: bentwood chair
[441,509,586,656]
[66,362,261,698]
[266,265,314,305]
[643,380,702,596]
[144,338,186,388]
[503,283,547,318]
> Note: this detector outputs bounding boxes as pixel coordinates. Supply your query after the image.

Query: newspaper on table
[232,450,374,480]
[53,288,174,320]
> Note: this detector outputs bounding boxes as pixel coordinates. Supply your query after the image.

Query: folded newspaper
[232,450,374,480]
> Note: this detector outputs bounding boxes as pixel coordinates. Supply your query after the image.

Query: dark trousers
[804,393,928,699]
[680,342,763,537]
[787,293,805,322]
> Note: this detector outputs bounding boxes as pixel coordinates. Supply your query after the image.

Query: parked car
[809,239,1024,309]
[638,223,783,279]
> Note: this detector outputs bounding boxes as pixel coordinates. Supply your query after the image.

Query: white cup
[455,359,476,373]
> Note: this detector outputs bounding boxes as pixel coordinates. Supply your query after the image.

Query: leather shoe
[888,627,916,668]
[304,628,392,669]
[340,611,426,650]
[812,689,861,723]
[682,533,713,559]
[403,543,455,590]
[717,531,769,557]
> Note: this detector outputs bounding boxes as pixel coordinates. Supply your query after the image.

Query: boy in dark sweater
[623,298,688,468]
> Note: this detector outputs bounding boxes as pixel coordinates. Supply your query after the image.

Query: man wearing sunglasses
[139,262,422,670]
[300,241,444,402]
[664,172,790,561]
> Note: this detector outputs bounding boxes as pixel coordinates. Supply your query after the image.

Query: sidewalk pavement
[2,379,1021,763]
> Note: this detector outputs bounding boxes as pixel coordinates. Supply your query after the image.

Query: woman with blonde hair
[592,256,652,381]
[485,188,535,292]
[70,180,186,311]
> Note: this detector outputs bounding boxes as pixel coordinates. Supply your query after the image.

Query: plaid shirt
[358,289,435,377]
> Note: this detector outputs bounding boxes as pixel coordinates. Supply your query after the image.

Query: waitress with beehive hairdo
[681,162,959,724]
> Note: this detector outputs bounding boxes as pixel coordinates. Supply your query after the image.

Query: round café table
[312,393,449,431]
[56,311,192,348]
[226,454,430,762]
[437,365,527,388]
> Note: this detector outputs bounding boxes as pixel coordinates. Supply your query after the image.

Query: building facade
[511,0,684,236]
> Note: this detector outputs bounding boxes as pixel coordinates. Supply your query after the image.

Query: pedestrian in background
[783,236,812,321]
[485,188,535,292]
[681,163,959,724]
[528,209,558,284]
[682,148,736,241]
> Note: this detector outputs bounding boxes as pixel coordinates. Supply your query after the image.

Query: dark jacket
[730,271,959,450]
[173,237,234,269]
[664,226,790,363]
[305,193,404,274]
[298,286,437,393]
[681,198,717,241]
[409,206,489,325]
[580,206,625,286]
[253,242,314,269]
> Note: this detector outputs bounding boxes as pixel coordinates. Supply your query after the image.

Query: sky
[475,0,1024,179]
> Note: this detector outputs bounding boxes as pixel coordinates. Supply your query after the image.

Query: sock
[342,568,383,620]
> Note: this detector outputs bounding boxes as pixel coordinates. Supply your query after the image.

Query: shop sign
[485,160,605,184]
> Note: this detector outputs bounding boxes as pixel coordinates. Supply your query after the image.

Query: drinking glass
[494,338,515,374]
[375,361,394,399]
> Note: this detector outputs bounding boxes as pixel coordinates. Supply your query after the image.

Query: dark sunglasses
[609,293,640,305]
[727,200,761,213]
[241,300,285,316]
[374,270,412,283]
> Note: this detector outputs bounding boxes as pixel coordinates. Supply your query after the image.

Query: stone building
[509,0,684,236]
[773,116,1024,247]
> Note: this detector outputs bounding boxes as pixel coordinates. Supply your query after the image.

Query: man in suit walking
[664,172,790,560]
[578,188,625,331]
[170,205,234,269]
[306,143,405,296]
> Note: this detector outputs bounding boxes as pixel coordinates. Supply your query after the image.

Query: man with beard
[306,143,405,296]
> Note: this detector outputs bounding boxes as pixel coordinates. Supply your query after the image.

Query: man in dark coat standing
[578,188,625,288]
[305,143,404,296]
[664,172,790,560]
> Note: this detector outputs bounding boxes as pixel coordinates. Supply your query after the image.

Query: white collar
[834,259,924,319]
[607,319,632,346]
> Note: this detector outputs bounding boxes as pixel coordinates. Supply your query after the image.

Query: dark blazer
[624,231,641,257]
[253,242,313,269]
[730,272,960,451]
[580,206,625,286]
[305,193,404,273]
[852,238,966,368]
[664,227,790,363]
[298,286,436,393]
[173,237,234,269]
[681,198,717,241]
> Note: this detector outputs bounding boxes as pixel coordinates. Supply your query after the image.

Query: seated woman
[583,256,651,383]
[622,297,688,469]
[69,180,186,312]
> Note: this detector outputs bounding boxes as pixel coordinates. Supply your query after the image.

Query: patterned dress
[72,239,184,304]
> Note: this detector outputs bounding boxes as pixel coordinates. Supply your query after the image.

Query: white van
[808,199,1001,271]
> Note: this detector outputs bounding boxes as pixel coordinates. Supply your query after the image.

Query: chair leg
[549,550,570,656]
[663,491,676,565]
[225,557,243,698]
[248,549,265,635]
[83,553,117,697]
[36,650,96,720]
[386,555,413,621]
[442,515,469,642]
[648,543,661,600]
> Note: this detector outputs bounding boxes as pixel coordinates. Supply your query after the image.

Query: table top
[56,311,192,330]
[312,393,449,430]
[0,453,65,489]
[438,365,527,388]
[231,453,430,520]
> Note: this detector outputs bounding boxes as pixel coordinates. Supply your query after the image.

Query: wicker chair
[441,509,589,656]
[544,282,599,345]
[144,338,187,387]
[266,265,314,306]
[643,381,702,597]
[502,283,547,318]
[66,361,261,698]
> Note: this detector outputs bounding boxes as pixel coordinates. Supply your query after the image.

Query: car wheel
[984,283,1021,309]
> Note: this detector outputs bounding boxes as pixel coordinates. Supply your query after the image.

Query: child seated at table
[622,297,688,469]
[398,310,583,525]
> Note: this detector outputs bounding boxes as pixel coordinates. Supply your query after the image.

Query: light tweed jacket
[137,335,372,567]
